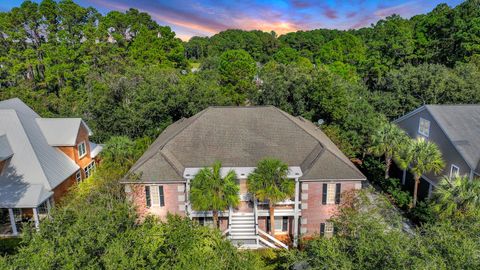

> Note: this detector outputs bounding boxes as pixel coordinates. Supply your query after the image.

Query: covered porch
[0,197,53,237]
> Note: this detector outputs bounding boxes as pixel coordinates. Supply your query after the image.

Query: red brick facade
[125,183,186,221]
[300,181,361,236]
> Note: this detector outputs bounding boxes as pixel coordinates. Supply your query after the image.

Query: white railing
[257,228,289,249]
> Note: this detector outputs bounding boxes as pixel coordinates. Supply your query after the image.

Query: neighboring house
[394,105,480,199]
[122,106,365,249]
[0,98,102,236]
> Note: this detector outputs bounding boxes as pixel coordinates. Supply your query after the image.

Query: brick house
[0,98,102,236]
[122,106,365,248]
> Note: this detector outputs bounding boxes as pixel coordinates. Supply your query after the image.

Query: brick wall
[126,183,186,221]
[300,181,361,236]
[52,173,77,205]
[57,124,94,179]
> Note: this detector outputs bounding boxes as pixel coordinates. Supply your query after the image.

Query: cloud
[81,0,460,40]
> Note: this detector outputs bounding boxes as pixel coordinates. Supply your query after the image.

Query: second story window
[450,164,460,179]
[322,183,342,205]
[146,185,165,207]
[418,118,430,138]
[78,141,87,158]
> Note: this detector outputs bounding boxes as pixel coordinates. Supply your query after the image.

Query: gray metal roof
[0,134,13,160]
[0,98,80,208]
[425,105,480,172]
[124,106,365,183]
[37,118,92,146]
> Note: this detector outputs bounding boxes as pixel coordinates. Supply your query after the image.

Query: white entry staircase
[227,211,289,249]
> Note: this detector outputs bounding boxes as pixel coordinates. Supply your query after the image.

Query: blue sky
[1,0,463,40]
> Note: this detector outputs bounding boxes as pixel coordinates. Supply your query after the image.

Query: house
[394,105,480,199]
[121,106,366,248]
[0,98,102,236]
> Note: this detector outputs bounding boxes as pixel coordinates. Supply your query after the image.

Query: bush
[409,200,435,225]
[0,237,23,256]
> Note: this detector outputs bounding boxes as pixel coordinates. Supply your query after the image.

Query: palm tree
[190,161,240,228]
[432,176,480,219]
[369,122,410,179]
[409,139,444,207]
[247,158,295,236]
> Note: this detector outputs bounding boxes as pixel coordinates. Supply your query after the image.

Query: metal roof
[37,118,92,146]
[123,106,365,183]
[0,98,80,208]
[0,134,13,161]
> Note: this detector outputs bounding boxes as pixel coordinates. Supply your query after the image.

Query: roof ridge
[7,110,53,190]
[129,108,211,174]
[272,107,327,150]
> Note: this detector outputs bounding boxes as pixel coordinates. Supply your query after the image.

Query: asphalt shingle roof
[426,105,480,172]
[124,106,365,183]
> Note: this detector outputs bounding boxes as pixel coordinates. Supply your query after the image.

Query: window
[146,185,165,207]
[450,165,460,179]
[274,217,288,232]
[320,222,334,237]
[75,170,82,183]
[84,161,95,178]
[38,200,49,216]
[418,118,430,137]
[77,141,87,158]
[323,183,341,205]
[198,217,214,228]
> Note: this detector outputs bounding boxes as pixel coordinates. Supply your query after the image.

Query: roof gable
[36,118,92,146]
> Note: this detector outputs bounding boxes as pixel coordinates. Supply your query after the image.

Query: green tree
[408,139,445,207]
[369,122,409,179]
[247,158,294,235]
[218,49,256,103]
[190,161,240,228]
[432,175,480,220]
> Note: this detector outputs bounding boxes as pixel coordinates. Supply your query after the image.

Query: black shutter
[282,217,288,232]
[159,186,165,207]
[145,186,151,208]
[320,223,325,236]
[322,184,327,205]
[335,183,341,204]
[266,218,270,232]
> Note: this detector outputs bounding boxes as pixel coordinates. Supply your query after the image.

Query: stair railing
[257,228,289,249]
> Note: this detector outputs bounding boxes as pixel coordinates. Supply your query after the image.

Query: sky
[1,0,463,40]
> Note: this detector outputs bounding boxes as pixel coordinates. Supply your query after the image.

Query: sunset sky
[2,0,463,40]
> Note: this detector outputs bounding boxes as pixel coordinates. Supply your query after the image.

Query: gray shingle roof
[124,106,365,183]
[0,98,81,208]
[425,105,480,172]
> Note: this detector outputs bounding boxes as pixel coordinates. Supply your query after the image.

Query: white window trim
[148,185,165,207]
[84,161,95,178]
[325,222,334,237]
[78,141,87,159]
[326,184,335,205]
[450,164,460,179]
[418,118,430,137]
[75,170,82,183]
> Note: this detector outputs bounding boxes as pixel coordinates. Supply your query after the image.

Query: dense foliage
[2,0,480,269]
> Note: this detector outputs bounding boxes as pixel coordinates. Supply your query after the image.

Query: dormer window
[78,141,87,158]
[418,118,430,137]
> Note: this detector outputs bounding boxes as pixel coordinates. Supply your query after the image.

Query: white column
[293,178,300,247]
[428,183,433,199]
[8,208,18,236]
[253,196,259,245]
[46,199,52,216]
[32,207,40,230]
[402,169,406,185]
